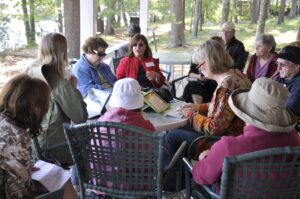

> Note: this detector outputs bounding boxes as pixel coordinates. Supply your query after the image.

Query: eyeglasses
[133,43,144,47]
[276,61,289,68]
[93,50,106,58]
[196,62,205,68]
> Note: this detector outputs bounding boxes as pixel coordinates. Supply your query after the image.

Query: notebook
[84,88,111,119]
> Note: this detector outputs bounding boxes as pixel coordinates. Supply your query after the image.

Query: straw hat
[228,77,297,132]
[109,78,144,110]
[221,21,235,31]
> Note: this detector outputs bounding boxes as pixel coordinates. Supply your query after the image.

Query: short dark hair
[0,74,51,137]
[128,24,141,35]
[82,36,108,53]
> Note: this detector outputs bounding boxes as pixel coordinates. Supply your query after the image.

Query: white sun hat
[109,78,144,110]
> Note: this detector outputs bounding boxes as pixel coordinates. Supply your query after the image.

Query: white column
[140,0,148,36]
[80,0,96,51]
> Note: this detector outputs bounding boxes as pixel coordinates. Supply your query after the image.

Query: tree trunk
[251,0,260,23]
[233,0,238,23]
[256,0,270,39]
[170,0,185,47]
[55,0,63,33]
[96,5,104,33]
[199,0,204,31]
[28,0,35,44]
[104,0,116,35]
[63,0,80,59]
[289,0,298,18]
[221,0,230,25]
[192,0,200,37]
[277,0,286,24]
[21,0,32,45]
[297,21,300,41]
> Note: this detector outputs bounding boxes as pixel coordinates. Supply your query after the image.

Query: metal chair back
[218,146,300,199]
[63,121,165,199]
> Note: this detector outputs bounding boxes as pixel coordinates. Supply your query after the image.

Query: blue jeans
[164,128,201,191]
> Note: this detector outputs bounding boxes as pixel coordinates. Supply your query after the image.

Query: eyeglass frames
[133,43,145,47]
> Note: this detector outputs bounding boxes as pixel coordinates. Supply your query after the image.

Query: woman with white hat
[192,77,300,191]
[98,78,155,131]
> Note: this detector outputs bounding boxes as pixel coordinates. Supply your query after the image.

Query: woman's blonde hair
[192,39,234,74]
[0,74,51,137]
[38,32,68,77]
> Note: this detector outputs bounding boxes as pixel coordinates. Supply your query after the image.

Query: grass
[133,16,300,54]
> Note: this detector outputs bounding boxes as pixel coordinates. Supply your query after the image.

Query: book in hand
[31,160,71,192]
[143,90,169,113]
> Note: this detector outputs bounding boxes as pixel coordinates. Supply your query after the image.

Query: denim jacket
[72,54,116,97]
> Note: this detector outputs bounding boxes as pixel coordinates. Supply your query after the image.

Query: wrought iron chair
[35,188,64,199]
[183,146,300,199]
[63,121,166,199]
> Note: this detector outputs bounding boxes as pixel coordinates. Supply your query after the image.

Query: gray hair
[256,34,276,53]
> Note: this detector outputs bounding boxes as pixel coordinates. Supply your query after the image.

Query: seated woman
[0,74,77,199]
[164,40,251,191]
[72,36,116,97]
[180,36,223,104]
[116,34,166,90]
[27,33,88,166]
[192,78,300,192]
[98,78,155,132]
[246,34,278,82]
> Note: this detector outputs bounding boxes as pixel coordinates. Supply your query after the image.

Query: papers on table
[84,88,111,119]
[31,160,71,192]
[164,101,187,119]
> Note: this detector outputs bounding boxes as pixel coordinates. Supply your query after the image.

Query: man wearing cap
[192,77,300,191]
[220,21,247,71]
[117,24,141,57]
[275,45,300,119]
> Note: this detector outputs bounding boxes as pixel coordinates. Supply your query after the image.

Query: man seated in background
[72,36,116,97]
[220,21,247,71]
[117,24,141,57]
[275,45,300,131]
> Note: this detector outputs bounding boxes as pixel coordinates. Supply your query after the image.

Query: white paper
[31,160,71,192]
[84,88,111,118]
[164,101,187,119]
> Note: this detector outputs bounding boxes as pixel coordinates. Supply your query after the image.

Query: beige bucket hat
[228,77,297,132]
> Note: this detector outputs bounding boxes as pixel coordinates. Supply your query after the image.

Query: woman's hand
[146,71,159,81]
[198,150,210,160]
[176,103,198,117]
[69,75,78,88]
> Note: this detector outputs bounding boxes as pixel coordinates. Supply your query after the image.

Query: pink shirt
[192,125,300,190]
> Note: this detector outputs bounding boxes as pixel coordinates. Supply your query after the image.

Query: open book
[31,160,71,192]
[143,90,169,113]
[84,88,111,119]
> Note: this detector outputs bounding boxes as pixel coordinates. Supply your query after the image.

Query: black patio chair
[183,146,300,199]
[63,121,170,199]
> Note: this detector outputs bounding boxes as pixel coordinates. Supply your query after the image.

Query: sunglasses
[133,43,144,47]
[93,50,106,58]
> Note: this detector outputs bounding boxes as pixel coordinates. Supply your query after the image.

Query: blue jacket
[72,54,116,97]
[276,72,300,116]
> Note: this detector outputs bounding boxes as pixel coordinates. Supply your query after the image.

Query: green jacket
[27,62,88,164]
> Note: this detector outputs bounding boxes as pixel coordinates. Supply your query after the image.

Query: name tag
[145,62,155,67]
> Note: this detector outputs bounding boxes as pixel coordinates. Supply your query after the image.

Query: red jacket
[246,53,278,82]
[116,56,165,88]
[98,107,155,132]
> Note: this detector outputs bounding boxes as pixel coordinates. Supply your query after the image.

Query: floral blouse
[0,114,34,199]
[189,69,252,136]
